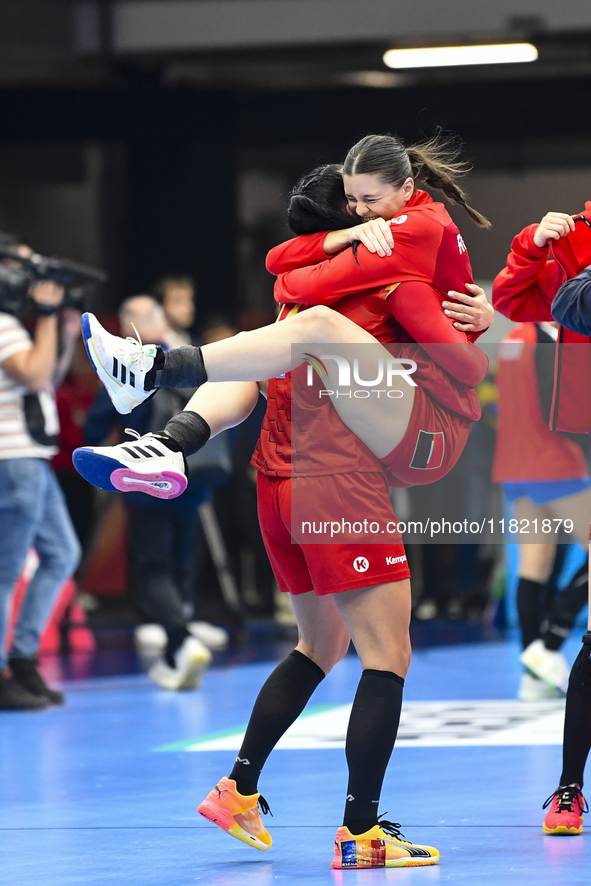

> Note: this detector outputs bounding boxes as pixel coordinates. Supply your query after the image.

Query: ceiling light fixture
[383,43,538,69]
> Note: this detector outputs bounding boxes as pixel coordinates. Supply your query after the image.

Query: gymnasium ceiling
[3,0,591,91]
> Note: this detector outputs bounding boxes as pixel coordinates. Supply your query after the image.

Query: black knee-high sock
[145,346,208,390]
[161,411,211,456]
[560,633,591,787]
[544,565,588,651]
[343,669,404,835]
[517,577,545,650]
[229,650,325,796]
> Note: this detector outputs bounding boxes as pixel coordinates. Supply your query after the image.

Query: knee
[360,636,412,678]
[297,629,350,675]
[298,305,339,341]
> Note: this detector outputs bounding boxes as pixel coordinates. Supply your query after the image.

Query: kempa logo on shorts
[353,557,370,573]
[386,555,407,566]
[303,353,417,399]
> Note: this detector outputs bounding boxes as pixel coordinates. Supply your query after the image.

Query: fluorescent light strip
[383,43,538,69]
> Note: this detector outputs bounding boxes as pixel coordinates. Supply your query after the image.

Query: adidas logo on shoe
[81,312,159,414]
[73,430,188,500]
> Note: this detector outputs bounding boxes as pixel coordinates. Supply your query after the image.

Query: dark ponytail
[343,132,491,229]
[287,164,358,235]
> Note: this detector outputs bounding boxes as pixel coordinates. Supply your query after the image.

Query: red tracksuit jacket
[492,322,588,482]
[492,203,591,434]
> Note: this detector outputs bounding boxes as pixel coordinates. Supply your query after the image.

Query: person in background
[84,296,227,691]
[492,320,591,701]
[51,316,99,561]
[201,315,238,345]
[152,275,196,348]
[0,265,80,710]
[493,208,591,835]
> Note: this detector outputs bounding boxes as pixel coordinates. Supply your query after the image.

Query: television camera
[0,232,107,315]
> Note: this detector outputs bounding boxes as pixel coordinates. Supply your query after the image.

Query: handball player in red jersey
[493,207,591,836]
[74,133,492,868]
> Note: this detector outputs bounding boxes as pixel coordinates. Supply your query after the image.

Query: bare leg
[514,492,591,547]
[517,542,556,584]
[199,307,379,383]
[290,590,352,673]
[188,307,415,458]
[184,380,261,437]
[334,580,412,675]
[547,491,591,549]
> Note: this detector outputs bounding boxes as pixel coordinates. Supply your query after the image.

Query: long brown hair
[343,131,491,229]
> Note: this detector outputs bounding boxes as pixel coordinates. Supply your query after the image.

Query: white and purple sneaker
[73,430,187,500]
[81,312,159,415]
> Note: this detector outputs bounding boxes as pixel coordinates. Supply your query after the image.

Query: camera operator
[0,269,81,711]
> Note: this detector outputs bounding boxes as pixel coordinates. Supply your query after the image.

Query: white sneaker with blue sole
[73,430,188,500]
[81,312,159,415]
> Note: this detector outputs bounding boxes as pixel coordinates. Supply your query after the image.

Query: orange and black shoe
[197,777,272,850]
[543,784,588,835]
[331,819,439,869]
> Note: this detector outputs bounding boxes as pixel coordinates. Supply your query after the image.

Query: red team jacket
[492,322,588,483]
[492,203,591,434]
[252,190,488,479]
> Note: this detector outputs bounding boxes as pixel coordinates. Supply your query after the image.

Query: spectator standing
[0,276,80,710]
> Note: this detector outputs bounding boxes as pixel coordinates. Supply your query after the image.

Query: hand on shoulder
[346,218,394,257]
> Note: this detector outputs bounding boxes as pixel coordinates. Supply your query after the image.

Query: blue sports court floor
[1,632,589,885]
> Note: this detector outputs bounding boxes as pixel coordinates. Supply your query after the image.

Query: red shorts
[257,472,410,596]
[382,387,471,488]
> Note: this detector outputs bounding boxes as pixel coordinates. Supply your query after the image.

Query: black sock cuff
[162,411,211,457]
[289,649,326,681]
[518,577,546,588]
[361,668,405,688]
[155,346,208,389]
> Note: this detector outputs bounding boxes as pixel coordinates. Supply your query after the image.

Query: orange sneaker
[543,784,588,835]
[197,777,272,850]
[331,820,439,869]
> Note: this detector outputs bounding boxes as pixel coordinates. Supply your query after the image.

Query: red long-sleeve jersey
[252,192,488,479]
[492,323,588,482]
[492,214,591,434]
[267,190,472,304]
[268,190,488,398]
